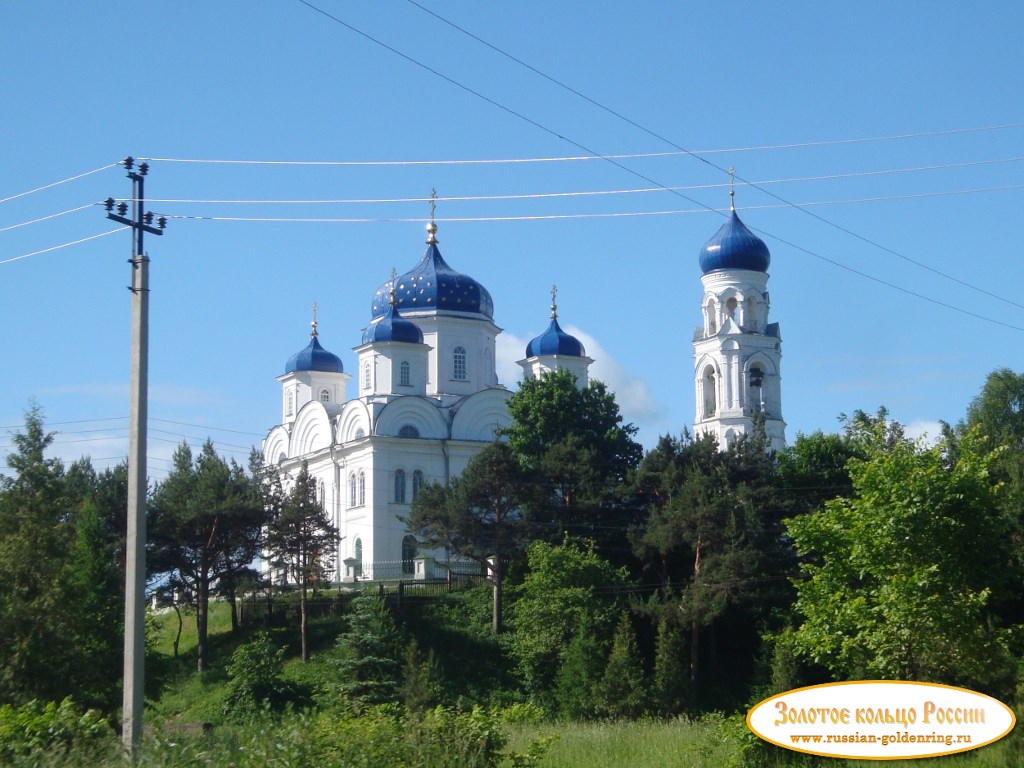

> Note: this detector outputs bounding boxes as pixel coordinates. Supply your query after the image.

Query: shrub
[223,631,310,719]
[0,698,114,762]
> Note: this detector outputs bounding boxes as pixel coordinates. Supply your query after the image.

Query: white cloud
[903,419,945,446]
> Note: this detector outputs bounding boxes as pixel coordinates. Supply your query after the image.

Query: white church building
[262,221,591,581]
[263,202,783,582]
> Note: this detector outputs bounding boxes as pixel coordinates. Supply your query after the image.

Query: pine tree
[595,612,648,719]
[263,462,338,663]
[651,618,688,717]
[330,593,405,707]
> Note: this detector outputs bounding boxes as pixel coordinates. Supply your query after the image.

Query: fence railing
[238,563,486,625]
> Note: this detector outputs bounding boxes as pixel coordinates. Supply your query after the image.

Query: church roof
[526,317,585,358]
[370,223,494,320]
[284,334,343,374]
[361,302,424,345]
[698,209,771,275]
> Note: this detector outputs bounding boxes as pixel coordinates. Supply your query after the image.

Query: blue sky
[2,2,1023,479]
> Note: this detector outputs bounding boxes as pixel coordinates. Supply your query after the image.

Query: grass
[141,601,1023,767]
[507,718,738,767]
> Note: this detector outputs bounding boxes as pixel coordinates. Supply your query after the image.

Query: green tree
[508,537,632,698]
[149,440,266,672]
[776,430,860,515]
[401,639,444,714]
[954,369,1024,623]
[633,429,788,710]
[651,617,688,717]
[263,462,339,663]
[595,611,648,719]
[552,628,606,719]
[503,369,642,557]
[0,407,77,705]
[329,593,405,707]
[64,497,123,710]
[0,408,126,711]
[786,424,1013,691]
[408,441,534,634]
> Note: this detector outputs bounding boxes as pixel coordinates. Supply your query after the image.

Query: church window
[319,388,330,403]
[702,365,717,419]
[453,346,467,380]
[400,360,411,386]
[358,471,366,506]
[354,538,363,577]
[349,472,357,508]
[705,299,717,336]
[394,469,406,503]
[749,366,766,413]
[412,469,424,501]
[398,424,420,439]
[355,427,365,439]
[319,480,326,507]
[363,362,371,390]
[401,535,417,575]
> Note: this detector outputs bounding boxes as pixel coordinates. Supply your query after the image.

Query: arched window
[705,299,717,336]
[319,388,330,403]
[358,470,366,506]
[394,469,406,503]
[412,469,424,501]
[398,424,420,439]
[363,361,371,390]
[354,538,363,577]
[400,360,411,387]
[402,535,418,575]
[354,427,366,439]
[749,366,766,413]
[702,365,716,419]
[349,472,357,508]
[726,296,738,320]
[319,480,326,507]
[453,346,467,380]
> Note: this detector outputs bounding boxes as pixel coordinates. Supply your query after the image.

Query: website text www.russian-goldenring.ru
[790,732,972,748]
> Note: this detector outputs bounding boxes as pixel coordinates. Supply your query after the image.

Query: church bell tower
[692,191,785,452]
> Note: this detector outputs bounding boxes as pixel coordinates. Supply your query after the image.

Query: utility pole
[104,157,165,757]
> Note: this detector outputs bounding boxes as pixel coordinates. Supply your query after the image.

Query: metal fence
[238,561,486,625]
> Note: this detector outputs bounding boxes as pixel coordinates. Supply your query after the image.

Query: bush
[0,698,114,762]
[223,631,310,719]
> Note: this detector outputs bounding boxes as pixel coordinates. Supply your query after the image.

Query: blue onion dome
[370,222,494,320]
[285,318,343,373]
[525,288,585,357]
[361,300,423,345]
[699,209,771,274]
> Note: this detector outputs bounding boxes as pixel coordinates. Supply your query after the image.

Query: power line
[0,203,98,233]
[0,228,123,266]
[0,162,120,205]
[396,0,1024,317]
[157,184,1024,224]
[138,126,1024,166]
[129,156,1024,205]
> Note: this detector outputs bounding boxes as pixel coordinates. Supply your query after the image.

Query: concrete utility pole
[104,158,165,757]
